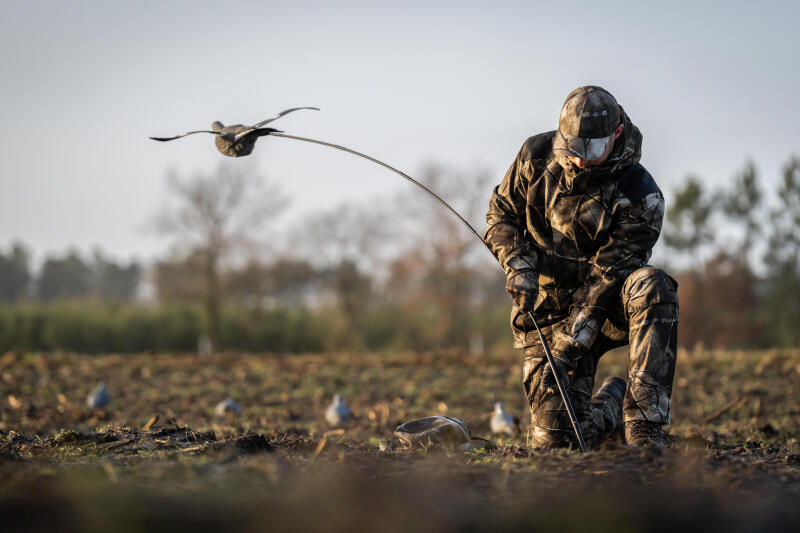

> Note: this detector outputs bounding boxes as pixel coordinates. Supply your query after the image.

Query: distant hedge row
[0,303,513,354]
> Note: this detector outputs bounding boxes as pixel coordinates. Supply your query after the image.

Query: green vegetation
[0,302,512,354]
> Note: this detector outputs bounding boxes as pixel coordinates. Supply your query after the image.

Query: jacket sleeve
[484,147,540,276]
[552,187,665,360]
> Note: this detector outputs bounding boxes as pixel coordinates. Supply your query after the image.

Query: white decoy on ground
[214,398,241,417]
[325,394,350,426]
[86,381,110,409]
[150,107,319,157]
[490,402,516,436]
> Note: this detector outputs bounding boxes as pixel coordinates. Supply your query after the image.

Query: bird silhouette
[214,398,241,417]
[490,402,517,436]
[86,381,110,409]
[325,394,350,426]
[150,107,319,157]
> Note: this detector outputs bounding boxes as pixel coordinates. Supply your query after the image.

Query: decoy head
[211,121,224,132]
[494,402,504,412]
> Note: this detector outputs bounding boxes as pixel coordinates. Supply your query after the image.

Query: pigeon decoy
[490,402,516,436]
[394,416,470,448]
[86,381,110,409]
[150,107,319,157]
[325,394,350,426]
[214,398,241,417]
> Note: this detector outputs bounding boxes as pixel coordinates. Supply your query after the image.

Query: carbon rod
[270,131,588,452]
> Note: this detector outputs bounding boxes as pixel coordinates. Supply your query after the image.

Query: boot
[596,376,625,407]
[593,376,625,439]
[624,420,669,447]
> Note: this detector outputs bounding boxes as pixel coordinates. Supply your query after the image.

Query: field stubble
[1,348,799,532]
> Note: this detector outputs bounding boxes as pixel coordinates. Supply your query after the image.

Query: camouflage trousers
[514,267,679,449]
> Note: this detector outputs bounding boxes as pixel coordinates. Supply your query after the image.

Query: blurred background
[1,0,798,354]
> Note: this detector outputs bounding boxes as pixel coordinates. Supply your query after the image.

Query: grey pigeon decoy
[86,381,110,409]
[325,394,350,426]
[150,107,319,157]
[394,416,495,451]
[394,416,470,448]
[214,398,241,417]
[490,402,516,436]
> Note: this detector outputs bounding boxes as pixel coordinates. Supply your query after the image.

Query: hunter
[485,86,679,448]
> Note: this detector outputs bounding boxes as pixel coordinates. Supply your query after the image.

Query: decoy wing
[149,130,219,142]
[232,107,320,143]
[253,107,320,127]
[151,108,318,142]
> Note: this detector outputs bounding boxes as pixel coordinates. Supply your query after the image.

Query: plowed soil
[1,348,799,532]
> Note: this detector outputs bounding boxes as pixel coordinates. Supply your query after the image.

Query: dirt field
[1,348,799,532]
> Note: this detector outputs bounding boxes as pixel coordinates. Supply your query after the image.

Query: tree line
[0,245,140,303]
[663,155,800,348]
[1,154,798,353]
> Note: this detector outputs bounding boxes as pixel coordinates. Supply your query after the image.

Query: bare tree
[386,163,495,348]
[286,202,391,347]
[290,201,394,271]
[154,162,286,349]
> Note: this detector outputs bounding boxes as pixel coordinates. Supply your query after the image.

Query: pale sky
[1,0,798,265]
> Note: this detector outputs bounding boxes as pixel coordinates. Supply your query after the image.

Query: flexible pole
[270,132,588,452]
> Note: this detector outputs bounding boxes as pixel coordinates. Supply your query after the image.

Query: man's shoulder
[617,164,661,204]
[520,131,557,162]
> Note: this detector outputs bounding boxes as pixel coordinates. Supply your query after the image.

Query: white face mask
[576,136,613,160]
[557,130,612,161]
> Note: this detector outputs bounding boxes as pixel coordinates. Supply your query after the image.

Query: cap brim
[553,130,610,160]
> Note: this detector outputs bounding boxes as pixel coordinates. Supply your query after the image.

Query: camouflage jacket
[485,111,665,357]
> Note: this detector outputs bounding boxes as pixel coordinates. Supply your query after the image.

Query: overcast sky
[1,0,798,264]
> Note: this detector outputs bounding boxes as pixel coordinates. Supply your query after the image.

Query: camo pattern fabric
[484,109,679,448]
[521,267,678,449]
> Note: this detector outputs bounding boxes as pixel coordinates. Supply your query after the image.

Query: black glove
[505,255,538,313]
[540,354,575,391]
[542,329,587,390]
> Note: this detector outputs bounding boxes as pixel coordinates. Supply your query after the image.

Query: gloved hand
[542,328,587,390]
[540,352,577,390]
[505,255,538,313]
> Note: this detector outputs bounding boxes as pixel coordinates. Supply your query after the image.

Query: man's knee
[622,267,678,319]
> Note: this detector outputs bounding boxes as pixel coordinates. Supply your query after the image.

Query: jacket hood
[606,105,642,170]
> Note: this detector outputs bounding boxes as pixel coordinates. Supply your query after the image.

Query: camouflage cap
[552,86,621,160]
